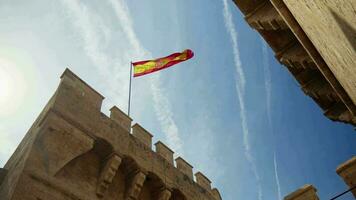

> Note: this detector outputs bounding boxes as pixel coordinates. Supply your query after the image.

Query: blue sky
[0,0,355,200]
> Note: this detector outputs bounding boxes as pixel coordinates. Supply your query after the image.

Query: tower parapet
[155,141,174,166]
[336,156,356,198]
[284,185,319,200]
[0,68,221,200]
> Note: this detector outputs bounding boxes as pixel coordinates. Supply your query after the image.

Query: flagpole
[128,62,133,117]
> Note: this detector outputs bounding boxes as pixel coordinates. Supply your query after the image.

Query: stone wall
[0,68,221,200]
[283,156,356,200]
[232,0,356,126]
[282,0,356,108]
[337,156,356,198]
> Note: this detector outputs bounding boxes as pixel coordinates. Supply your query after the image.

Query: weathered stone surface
[195,172,212,191]
[156,188,171,200]
[132,123,153,149]
[284,184,319,200]
[0,169,7,187]
[96,154,122,197]
[211,188,222,200]
[336,156,356,198]
[281,0,356,109]
[0,68,220,200]
[110,106,132,132]
[175,157,194,180]
[155,141,174,165]
[233,0,356,126]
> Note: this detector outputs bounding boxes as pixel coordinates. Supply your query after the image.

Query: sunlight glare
[0,58,27,118]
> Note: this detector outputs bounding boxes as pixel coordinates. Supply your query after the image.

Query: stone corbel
[156,188,172,200]
[125,171,146,200]
[96,154,122,197]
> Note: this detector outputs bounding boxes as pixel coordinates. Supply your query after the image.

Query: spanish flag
[132,49,194,77]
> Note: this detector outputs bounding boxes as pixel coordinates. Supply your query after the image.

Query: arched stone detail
[120,157,146,200]
[101,160,126,200]
[96,153,123,198]
[55,148,101,196]
[55,138,116,198]
[170,189,187,200]
[33,125,94,176]
[138,172,168,200]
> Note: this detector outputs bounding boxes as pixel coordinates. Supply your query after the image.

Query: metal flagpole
[128,62,133,117]
[329,185,356,200]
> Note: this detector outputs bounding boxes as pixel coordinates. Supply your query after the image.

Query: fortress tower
[0,69,222,200]
[283,156,356,200]
[233,0,356,126]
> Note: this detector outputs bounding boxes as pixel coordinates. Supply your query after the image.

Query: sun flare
[0,58,27,118]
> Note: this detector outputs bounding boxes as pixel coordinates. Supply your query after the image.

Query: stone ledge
[284,184,318,200]
[211,188,222,200]
[60,68,104,100]
[110,106,132,132]
[195,172,212,191]
[132,123,153,148]
[175,157,193,180]
[155,141,174,165]
[336,156,356,174]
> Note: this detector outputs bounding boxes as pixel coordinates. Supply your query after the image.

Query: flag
[132,49,194,77]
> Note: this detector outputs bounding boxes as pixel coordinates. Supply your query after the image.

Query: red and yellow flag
[132,49,194,77]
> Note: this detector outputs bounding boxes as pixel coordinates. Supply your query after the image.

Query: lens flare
[0,58,27,118]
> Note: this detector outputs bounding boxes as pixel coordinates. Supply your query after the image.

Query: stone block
[284,184,319,200]
[195,172,212,191]
[155,141,174,165]
[211,188,222,200]
[59,68,104,111]
[110,106,132,132]
[0,168,7,186]
[132,123,153,148]
[336,156,356,198]
[175,157,193,180]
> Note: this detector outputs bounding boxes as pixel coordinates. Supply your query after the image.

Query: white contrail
[108,0,183,154]
[150,75,183,154]
[262,40,272,126]
[222,1,262,200]
[262,39,282,200]
[61,0,184,155]
[60,0,129,109]
[274,152,282,200]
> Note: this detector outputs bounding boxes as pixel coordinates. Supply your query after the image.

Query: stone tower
[284,156,356,199]
[337,156,356,198]
[233,0,356,126]
[0,69,222,200]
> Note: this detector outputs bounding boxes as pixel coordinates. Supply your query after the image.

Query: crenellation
[154,141,174,165]
[175,157,194,180]
[336,156,356,198]
[211,188,222,200]
[59,68,104,111]
[195,172,212,191]
[0,68,220,200]
[284,184,319,200]
[110,106,132,132]
[132,123,153,149]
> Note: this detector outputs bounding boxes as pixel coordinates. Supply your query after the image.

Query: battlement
[284,184,319,200]
[283,156,356,200]
[0,68,221,200]
[336,156,356,198]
